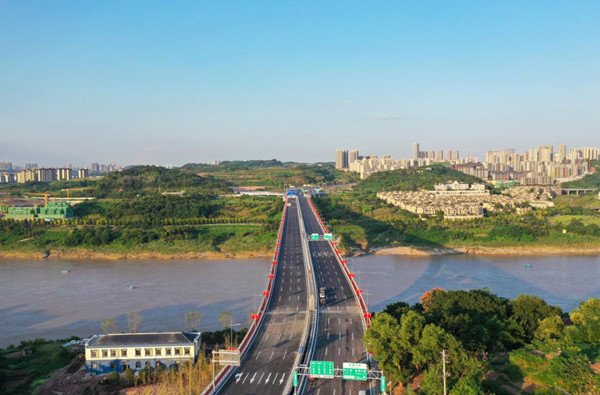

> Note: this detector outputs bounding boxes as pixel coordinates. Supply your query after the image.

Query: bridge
[561,188,597,195]
[208,193,374,395]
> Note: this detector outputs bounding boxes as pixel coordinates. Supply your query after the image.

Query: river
[1,255,599,347]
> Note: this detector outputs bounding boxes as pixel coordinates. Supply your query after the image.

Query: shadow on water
[361,255,600,313]
[0,296,257,348]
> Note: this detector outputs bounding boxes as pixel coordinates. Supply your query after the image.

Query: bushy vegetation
[355,164,484,193]
[181,161,359,190]
[0,337,77,394]
[93,166,230,198]
[0,166,285,256]
[366,290,600,394]
[562,160,600,190]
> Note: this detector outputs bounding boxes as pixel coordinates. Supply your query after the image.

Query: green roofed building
[6,202,74,220]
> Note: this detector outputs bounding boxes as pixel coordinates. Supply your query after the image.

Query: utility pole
[441,349,447,395]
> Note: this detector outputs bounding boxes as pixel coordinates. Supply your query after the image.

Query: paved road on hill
[218,198,308,395]
[298,196,370,395]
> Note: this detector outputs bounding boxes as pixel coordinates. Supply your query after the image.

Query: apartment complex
[0,162,119,184]
[335,143,596,184]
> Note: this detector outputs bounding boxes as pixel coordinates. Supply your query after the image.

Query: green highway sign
[310,360,335,379]
[381,376,386,392]
[293,372,298,387]
[342,362,368,381]
[310,233,319,240]
[323,233,333,240]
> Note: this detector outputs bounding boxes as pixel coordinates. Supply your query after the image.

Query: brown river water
[1,255,599,347]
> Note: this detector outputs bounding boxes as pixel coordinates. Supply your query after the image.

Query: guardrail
[202,197,290,395]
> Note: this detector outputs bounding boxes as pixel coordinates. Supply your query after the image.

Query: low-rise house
[85,332,201,374]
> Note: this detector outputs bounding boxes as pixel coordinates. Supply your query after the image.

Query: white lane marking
[250,372,257,383]
[265,372,272,383]
[352,348,355,357]
[258,372,264,384]
[338,348,340,355]
[278,333,282,341]
[352,332,354,340]
[325,348,328,355]
[255,351,261,360]
[339,333,341,340]
[279,373,286,384]
[350,318,352,324]
[273,373,278,384]
[265,333,269,340]
[327,331,329,340]
[337,305,339,311]
[338,318,341,324]
[242,373,249,384]
[270,350,275,360]
[328,318,330,324]
[283,350,287,360]
[235,373,243,383]
[317,390,320,395]
[333,390,336,395]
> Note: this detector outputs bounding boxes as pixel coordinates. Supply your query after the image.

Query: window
[135,361,141,368]
[90,350,97,358]
[155,348,162,356]
[121,349,128,357]
[92,362,98,370]
[110,362,116,369]
[102,349,108,358]
[110,349,117,357]
[174,348,181,356]
[165,348,172,356]
[135,349,141,357]
[184,347,191,356]
[144,348,152,356]
[122,362,128,370]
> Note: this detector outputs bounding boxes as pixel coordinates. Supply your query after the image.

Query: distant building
[0,162,12,171]
[413,143,420,160]
[85,332,201,375]
[348,150,359,166]
[335,150,349,169]
[78,168,89,178]
[90,163,100,173]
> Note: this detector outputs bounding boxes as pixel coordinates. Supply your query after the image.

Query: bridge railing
[202,197,290,395]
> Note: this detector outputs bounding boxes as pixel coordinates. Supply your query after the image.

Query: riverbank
[0,249,272,261]
[370,244,600,257]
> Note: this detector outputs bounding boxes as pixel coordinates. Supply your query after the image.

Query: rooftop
[88,332,199,348]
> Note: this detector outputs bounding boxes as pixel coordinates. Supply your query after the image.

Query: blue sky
[1,1,598,166]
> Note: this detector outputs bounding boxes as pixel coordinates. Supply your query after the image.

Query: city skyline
[1,2,599,165]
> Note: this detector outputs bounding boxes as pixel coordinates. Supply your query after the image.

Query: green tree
[565,297,600,343]
[534,315,565,341]
[123,367,134,384]
[509,294,561,342]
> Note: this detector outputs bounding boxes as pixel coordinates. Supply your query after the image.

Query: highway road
[218,198,308,395]
[299,196,370,395]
